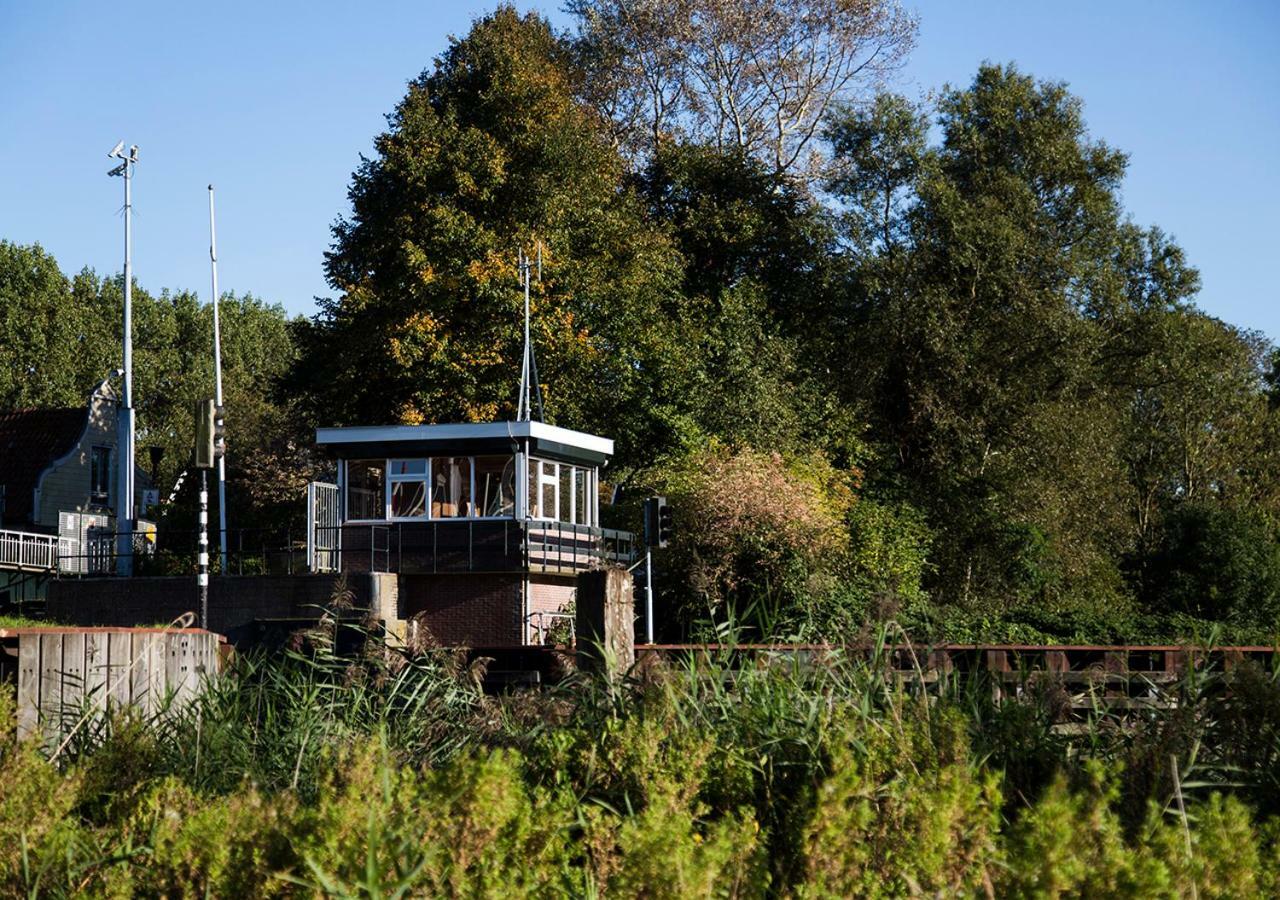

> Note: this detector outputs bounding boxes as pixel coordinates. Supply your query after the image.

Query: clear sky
[1,1,1277,340]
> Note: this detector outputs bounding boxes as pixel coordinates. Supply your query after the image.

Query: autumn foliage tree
[295,6,692,466]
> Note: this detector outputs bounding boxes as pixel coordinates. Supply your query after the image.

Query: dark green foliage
[1142,503,1280,627]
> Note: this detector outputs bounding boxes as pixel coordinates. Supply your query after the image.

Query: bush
[799,705,1001,897]
[654,442,856,638]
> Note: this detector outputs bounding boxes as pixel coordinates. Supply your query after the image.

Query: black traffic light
[657,500,673,547]
[213,404,226,459]
[194,399,225,469]
[644,495,674,549]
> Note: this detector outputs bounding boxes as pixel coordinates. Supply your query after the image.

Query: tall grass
[3,624,1280,896]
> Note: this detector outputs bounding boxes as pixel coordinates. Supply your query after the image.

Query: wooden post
[575,567,635,678]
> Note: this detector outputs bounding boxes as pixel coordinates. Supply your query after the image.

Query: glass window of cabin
[347,460,386,520]
[527,457,539,518]
[574,466,589,526]
[475,456,515,517]
[432,457,473,518]
[559,465,573,523]
[539,460,558,520]
[388,459,427,518]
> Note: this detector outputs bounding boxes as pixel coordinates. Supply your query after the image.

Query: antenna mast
[107,141,139,576]
[515,243,545,422]
[208,185,228,572]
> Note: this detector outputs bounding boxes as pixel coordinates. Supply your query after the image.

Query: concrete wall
[34,382,151,529]
[47,574,370,643]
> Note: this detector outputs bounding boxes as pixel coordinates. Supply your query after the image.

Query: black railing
[53,527,309,578]
[52,520,637,579]
[315,519,636,576]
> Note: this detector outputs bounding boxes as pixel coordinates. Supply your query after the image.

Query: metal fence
[312,519,636,576]
[0,529,58,572]
[51,527,311,577]
[41,519,636,579]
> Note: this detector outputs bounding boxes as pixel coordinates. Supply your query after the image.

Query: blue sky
[1,1,1277,340]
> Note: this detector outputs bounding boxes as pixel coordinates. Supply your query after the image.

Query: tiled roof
[0,406,87,526]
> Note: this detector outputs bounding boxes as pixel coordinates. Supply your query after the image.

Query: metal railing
[51,527,310,577]
[0,529,58,572]
[312,518,637,576]
[34,519,636,579]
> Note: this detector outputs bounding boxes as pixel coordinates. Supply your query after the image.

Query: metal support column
[198,470,209,628]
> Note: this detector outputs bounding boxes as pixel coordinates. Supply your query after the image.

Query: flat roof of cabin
[315,420,614,464]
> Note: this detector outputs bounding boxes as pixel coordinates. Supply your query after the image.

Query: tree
[1143,502,1280,628]
[830,66,1137,609]
[631,144,850,457]
[825,93,927,257]
[298,7,692,471]
[0,242,113,409]
[0,243,300,531]
[570,0,917,179]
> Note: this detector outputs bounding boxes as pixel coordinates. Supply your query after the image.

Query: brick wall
[397,573,525,647]
[47,574,369,643]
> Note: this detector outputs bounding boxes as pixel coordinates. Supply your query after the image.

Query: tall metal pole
[645,549,655,644]
[198,469,209,628]
[208,186,228,572]
[517,250,531,421]
[109,145,139,576]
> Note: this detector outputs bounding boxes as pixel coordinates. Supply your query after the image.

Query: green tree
[632,145,849,458]
[0,242,114,409]
[1143,502,1280,628]
[831,66,1136,610]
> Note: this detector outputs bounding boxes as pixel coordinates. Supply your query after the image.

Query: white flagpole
[208,186,228,572]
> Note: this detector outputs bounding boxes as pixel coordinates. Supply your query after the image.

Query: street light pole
[108,142,139,576]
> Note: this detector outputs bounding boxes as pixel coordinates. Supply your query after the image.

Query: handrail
[0,528,58,572]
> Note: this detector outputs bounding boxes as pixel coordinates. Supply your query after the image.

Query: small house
[0,379,152,604]
[312,420,634,647]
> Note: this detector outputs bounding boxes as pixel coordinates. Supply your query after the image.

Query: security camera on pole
[107,141,139,575]
[194,399,225,628]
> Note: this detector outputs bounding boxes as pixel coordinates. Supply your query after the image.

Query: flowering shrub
[656,443,856,634]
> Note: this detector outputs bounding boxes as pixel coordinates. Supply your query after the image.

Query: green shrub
[798,704,1001,897]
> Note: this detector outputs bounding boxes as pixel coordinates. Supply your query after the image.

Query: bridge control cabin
[311,420,634,646]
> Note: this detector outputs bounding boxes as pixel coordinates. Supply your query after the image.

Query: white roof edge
[315,420,613,456]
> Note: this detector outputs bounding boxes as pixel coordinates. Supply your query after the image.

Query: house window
[389,458,427,519]
[90,446,111,505]
[345,455,519,521]
[347,460,385,520]
[431,457,472,518]
[539,461,558,521]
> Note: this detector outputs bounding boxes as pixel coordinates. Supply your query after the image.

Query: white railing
[0,529,58,572]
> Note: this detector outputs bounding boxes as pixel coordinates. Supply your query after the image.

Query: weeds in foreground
[3,627,1280,897]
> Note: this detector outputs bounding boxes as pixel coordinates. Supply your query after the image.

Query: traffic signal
[657,499,673,547]
[644,495,674,549]
[194,399,216,469]
[213,404,226,459]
